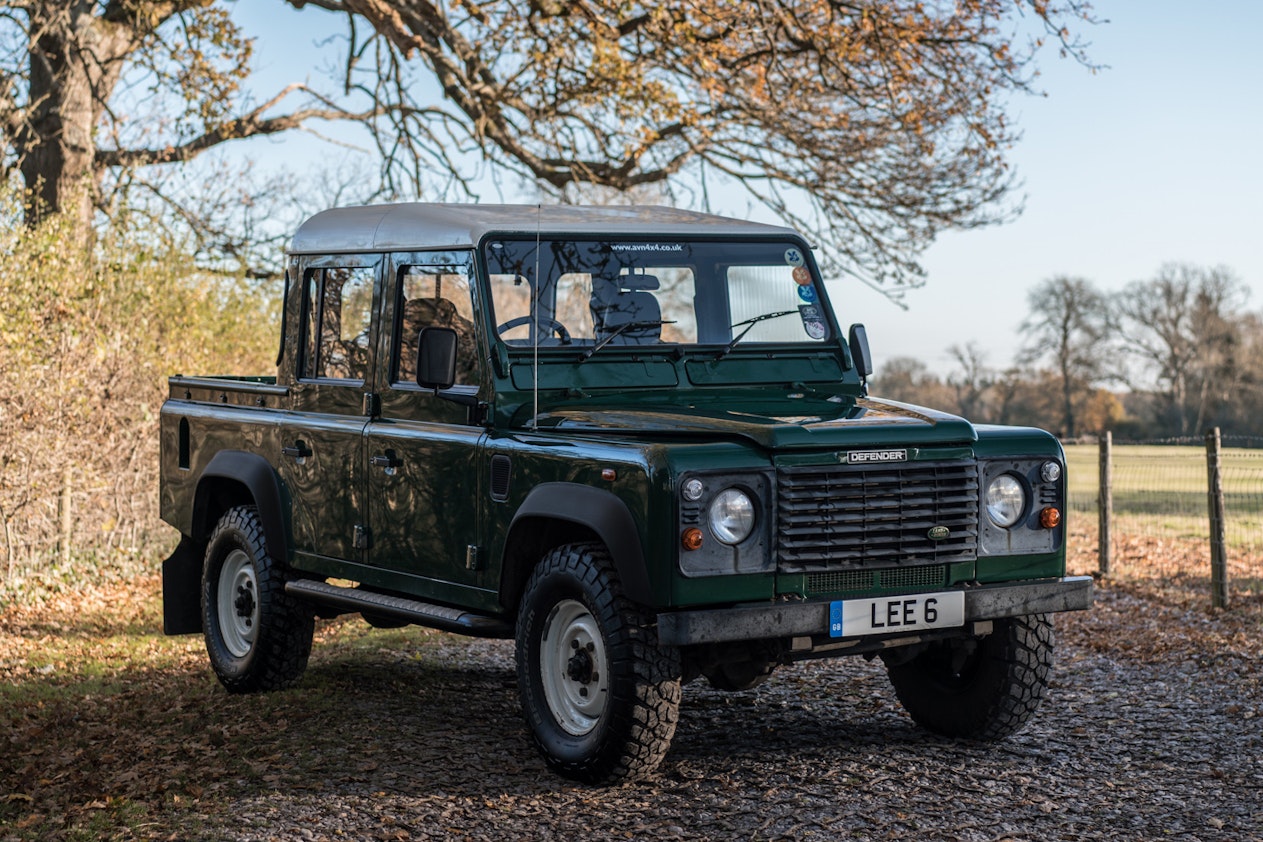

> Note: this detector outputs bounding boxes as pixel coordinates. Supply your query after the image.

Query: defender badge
[927,526,951,541]
[844,449,907,464]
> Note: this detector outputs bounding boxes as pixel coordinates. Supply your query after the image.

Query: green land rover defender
[159,203,1092,784]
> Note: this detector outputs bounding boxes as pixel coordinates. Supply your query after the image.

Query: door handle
[282,442,313,459]
[371,452,402,470]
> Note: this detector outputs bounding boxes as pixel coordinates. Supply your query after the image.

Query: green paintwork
[159,207,1073,642]
[976,551,1066,583]
[974,424,1066,457]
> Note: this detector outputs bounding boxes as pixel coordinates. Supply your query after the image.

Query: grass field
[1062,444,1263,595]
[1064,443,1263,550]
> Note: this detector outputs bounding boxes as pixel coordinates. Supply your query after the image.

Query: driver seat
[589,274,662,345]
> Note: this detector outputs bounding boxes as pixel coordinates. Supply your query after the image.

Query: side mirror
[848,323,873,379]
[416,327,458,392]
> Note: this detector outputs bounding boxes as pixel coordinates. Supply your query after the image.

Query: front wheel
[516,543,681,784]
[202,505,314,693]
[884,614,1054,740]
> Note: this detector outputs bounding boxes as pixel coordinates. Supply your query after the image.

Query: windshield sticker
[797,284,817,303]
[799,304,827,339]
[610,243,686,253]
[784,247,805,267]
[792,265,811,286]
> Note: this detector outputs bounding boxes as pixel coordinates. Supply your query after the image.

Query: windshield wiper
[715,309,800,358]
[580,319,674,361]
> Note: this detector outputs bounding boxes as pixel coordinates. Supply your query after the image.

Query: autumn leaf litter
[1,542,1261,841]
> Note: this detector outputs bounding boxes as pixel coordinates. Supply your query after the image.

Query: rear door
[280,256,380,565]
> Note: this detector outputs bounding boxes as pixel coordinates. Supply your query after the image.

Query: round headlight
[1041,461,1062,483]
[708,488,755,545]
[986,474,1026,528]
[682,478,705,502]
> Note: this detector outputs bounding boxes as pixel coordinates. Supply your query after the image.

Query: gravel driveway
[223,585,1262,842]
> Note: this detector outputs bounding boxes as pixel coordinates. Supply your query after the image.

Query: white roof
[288,203,801,255]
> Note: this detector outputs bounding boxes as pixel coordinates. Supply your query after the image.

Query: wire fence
[1065,432,1263,606]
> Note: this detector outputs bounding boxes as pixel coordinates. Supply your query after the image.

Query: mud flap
[162,535,203,635]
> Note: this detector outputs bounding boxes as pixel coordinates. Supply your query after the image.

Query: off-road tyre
[885,613,1054,740]
[202,505,314,694]
[516,542,682,785]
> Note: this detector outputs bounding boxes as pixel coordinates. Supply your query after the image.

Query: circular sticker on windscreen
[804,319,827,339]
[797,284,817,303]
[784,247,805,267]
[792,266,811,286]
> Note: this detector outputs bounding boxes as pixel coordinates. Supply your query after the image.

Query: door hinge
[354,524,372,550]
[465,544,484,572]
[363,392,381,417]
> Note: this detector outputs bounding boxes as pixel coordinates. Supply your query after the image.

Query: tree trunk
[1061,377,1076,439]
[18,6,130,231]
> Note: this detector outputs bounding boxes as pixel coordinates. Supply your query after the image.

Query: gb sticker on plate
[828,591,965,638]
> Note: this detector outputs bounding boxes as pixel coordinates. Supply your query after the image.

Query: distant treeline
[870,264,1263,440]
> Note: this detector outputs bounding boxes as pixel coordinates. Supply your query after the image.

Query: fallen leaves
[2,558,1261,841]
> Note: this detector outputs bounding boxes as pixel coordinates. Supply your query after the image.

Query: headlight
[708,488,755,545]
[985,474,1026,528]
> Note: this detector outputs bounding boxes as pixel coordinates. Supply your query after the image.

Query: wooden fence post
[1206,427,1228,609]
[1098,431,1112,576]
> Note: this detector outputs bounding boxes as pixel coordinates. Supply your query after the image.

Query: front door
[365,252,491,608]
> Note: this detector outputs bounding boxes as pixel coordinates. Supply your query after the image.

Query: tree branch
[95,83,389,168]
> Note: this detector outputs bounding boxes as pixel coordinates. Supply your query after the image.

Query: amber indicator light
[681,527,704,551]
[1040,507,1062,529]
[601,468,617,481]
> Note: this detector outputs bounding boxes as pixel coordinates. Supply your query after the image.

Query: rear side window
[300,266,376,381]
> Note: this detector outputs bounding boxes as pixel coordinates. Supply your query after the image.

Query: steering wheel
[496,315,572,344]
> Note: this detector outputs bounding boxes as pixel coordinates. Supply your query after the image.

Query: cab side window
[301,266,376,381]
[394,266,479,386]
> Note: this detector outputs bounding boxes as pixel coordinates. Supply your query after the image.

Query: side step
[285,579,512,639]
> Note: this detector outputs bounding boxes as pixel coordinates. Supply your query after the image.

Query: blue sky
[862,1,1263,374]
[230,1,1263,376]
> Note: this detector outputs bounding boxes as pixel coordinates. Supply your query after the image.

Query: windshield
[483,239,832,350]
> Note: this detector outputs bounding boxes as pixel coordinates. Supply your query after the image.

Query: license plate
[828,591,966,638]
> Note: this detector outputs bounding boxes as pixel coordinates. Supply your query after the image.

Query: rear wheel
[202,505,314,693]
[884,614,1054,740]
[516,542,681,784]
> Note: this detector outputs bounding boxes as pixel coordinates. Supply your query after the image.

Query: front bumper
[657,576,1093,647]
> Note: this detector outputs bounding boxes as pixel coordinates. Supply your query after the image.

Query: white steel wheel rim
[539,599,609,736]
[218,549,259,658]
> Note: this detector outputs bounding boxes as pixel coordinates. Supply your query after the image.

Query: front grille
[777,460,979,572]
[805,565,948,597]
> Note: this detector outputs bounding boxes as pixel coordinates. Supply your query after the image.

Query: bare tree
[1112,263,1250,436]
[1018,276,1110,438]
[1217,312,1263,438]
[870,356,956,409]
[947,342,992,419]
[1,1,1095,286]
